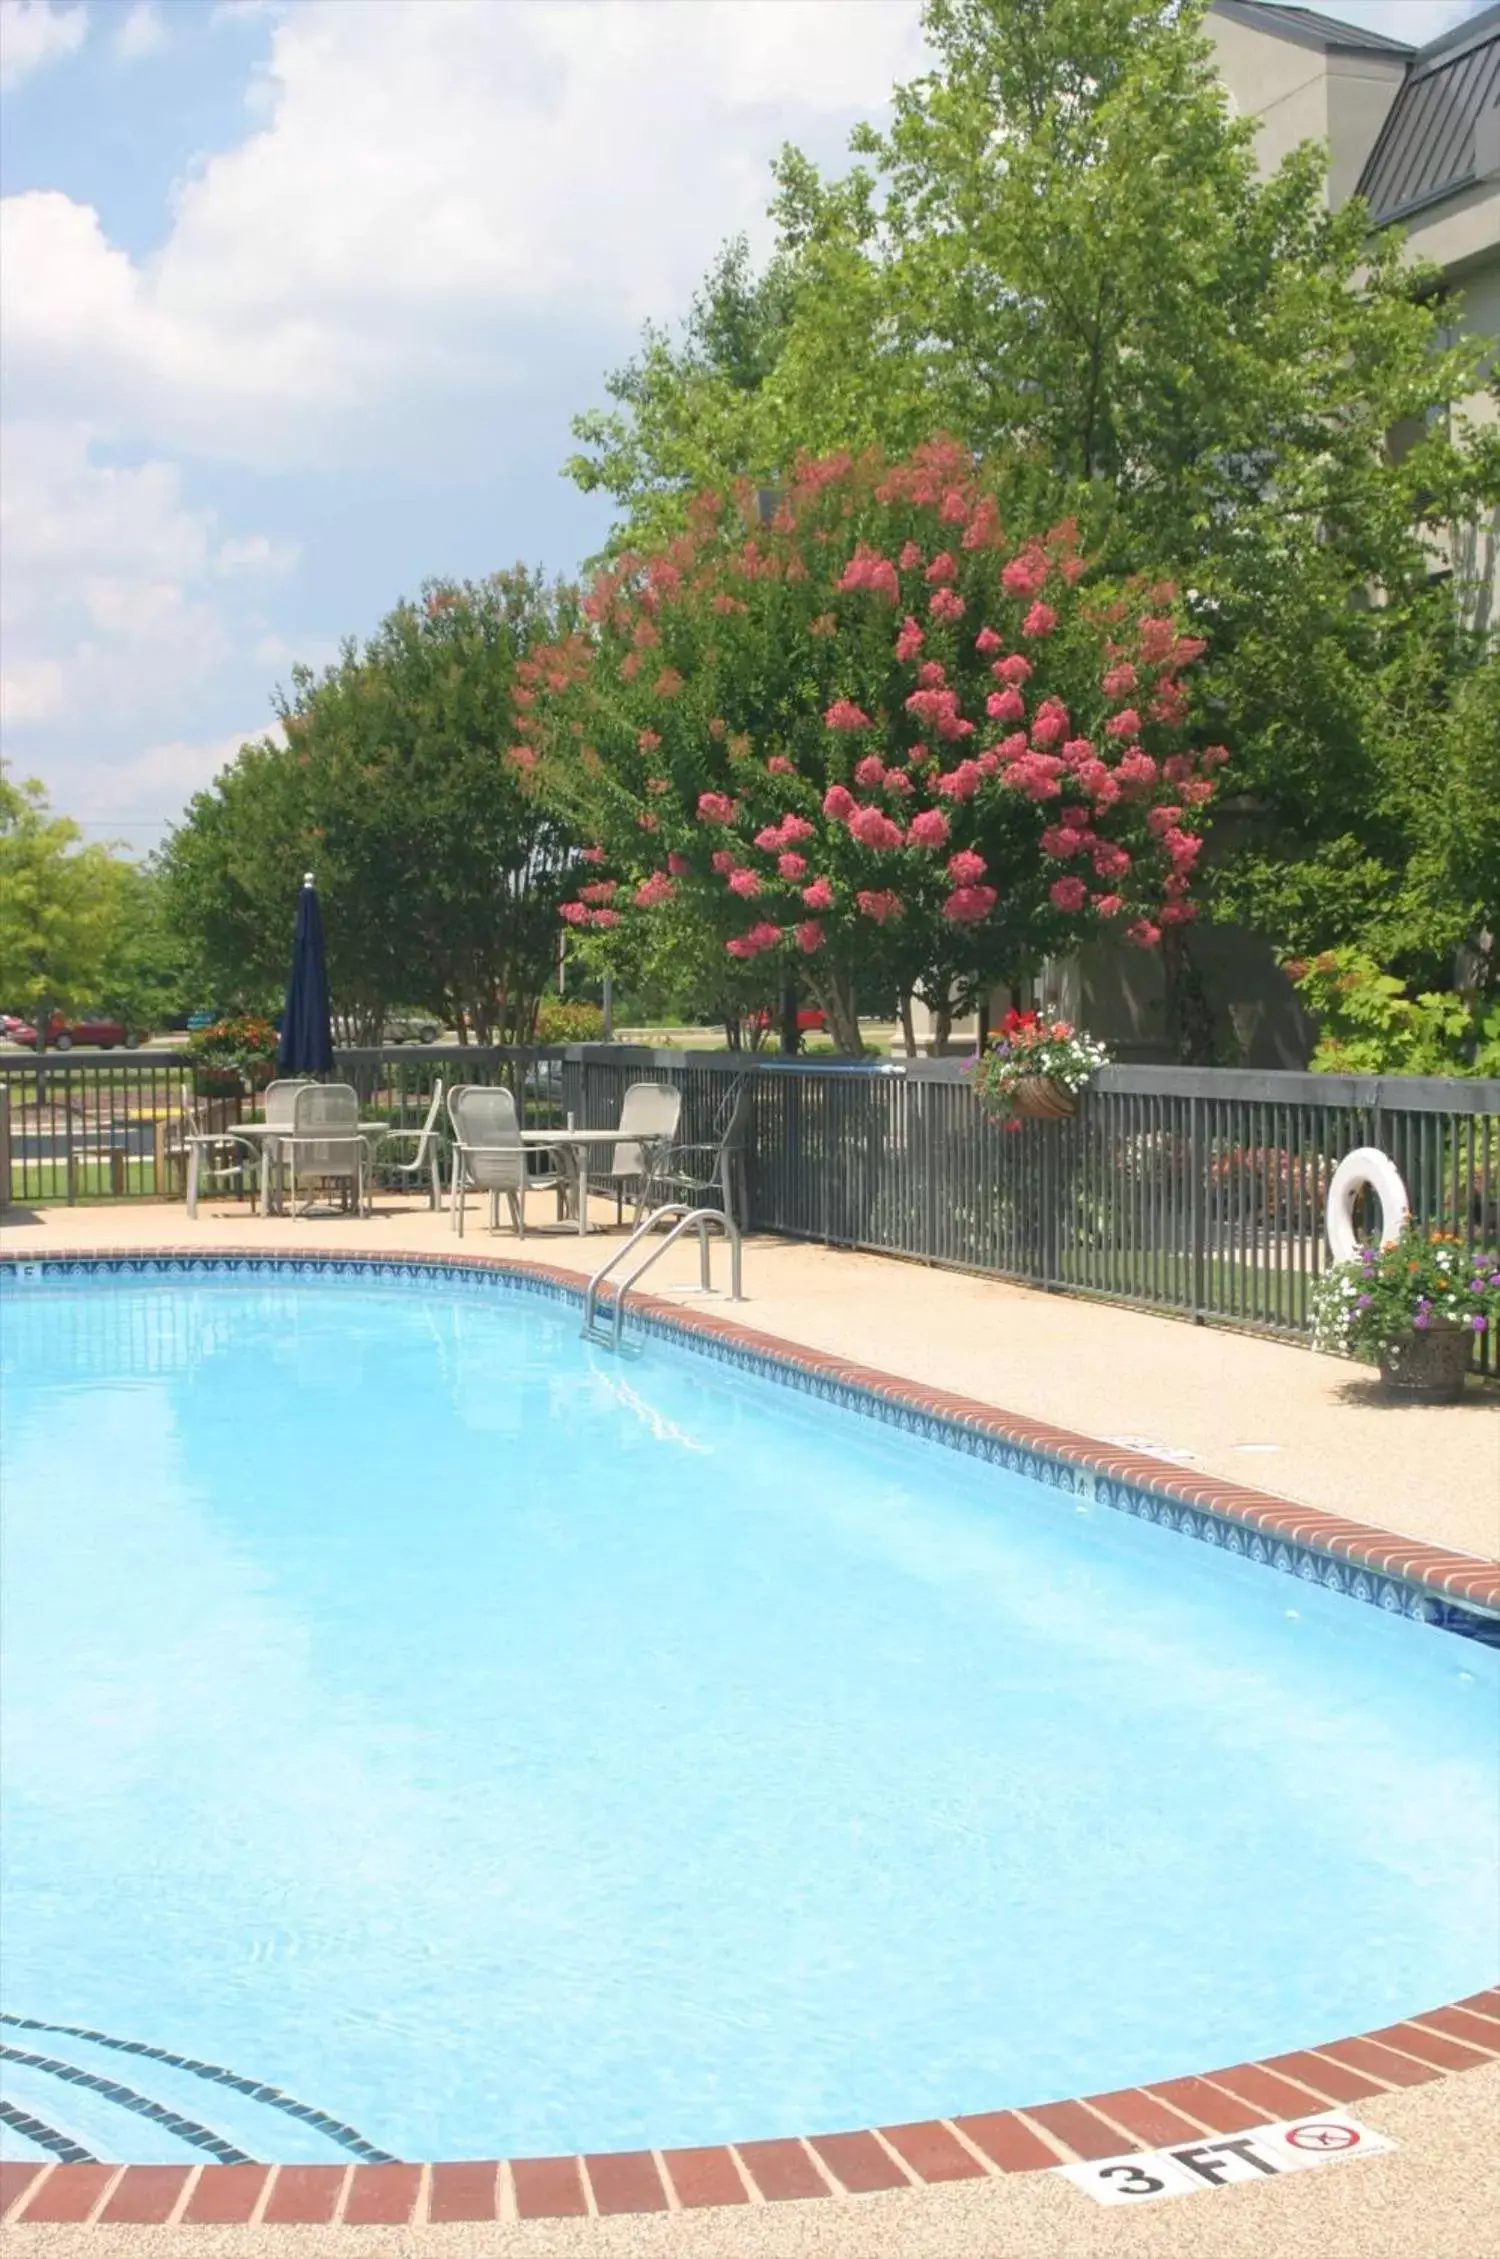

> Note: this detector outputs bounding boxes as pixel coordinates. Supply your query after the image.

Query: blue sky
[0,0,1488,845]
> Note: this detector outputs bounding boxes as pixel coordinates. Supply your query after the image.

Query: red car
[8,1011,129,1051]
[752,1004,827,1035]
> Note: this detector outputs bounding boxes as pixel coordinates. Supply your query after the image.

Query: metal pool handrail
[582,1203,743,1351]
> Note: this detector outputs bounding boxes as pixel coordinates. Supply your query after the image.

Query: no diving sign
[1060,2113,1394,2205]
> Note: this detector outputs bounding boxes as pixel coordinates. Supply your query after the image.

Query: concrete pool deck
[2,1196,1497,2258]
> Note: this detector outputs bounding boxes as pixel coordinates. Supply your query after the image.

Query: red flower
[943,884,997,924]
[907,808,950,849]
[857,888,904,923]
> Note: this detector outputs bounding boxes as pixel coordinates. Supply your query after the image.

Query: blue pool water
[1,1271,1496,2166]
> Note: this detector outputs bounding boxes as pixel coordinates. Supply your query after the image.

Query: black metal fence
[3,1046,1496,1369]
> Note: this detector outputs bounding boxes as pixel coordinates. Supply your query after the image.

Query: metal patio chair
[448,1083,529,1239]
[366,1078,446,1209]
[603,1081,683,1226]
[282,1082,369,1218]
[180,1102,266,1219]
[641,1076,752,1232]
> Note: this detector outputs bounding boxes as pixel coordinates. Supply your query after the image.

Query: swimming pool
[1,1262,1495,2168]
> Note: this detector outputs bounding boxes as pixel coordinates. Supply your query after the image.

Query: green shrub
[534,997,605,1043]
[1287,950,1500,1076]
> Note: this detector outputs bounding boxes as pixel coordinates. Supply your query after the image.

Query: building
[1210,0,1499,630]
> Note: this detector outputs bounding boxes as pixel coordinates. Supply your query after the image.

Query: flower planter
[193,1069,244,1102]
[1377,1322,1474,1405]
[1007,1076,1077,1121]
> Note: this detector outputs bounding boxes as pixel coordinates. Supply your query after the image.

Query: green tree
[161,571,582,1040]
[0,771,136,1047]
[564,238,799,556]
[93,862,195,1039]
[566,0,1499,1029]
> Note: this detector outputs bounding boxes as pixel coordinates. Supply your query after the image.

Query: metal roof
[1358,5,1500,226]
[1209,2,1413,56]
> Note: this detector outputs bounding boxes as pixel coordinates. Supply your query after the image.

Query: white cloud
[0,0,86,89]
[0,0,928,465]
[81,727,270,822]
[213,531,299,575]
[0,658,65,728]
[113,1,166,62]
[0,421,286,736]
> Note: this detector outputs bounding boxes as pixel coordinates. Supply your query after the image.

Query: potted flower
[968,1010,1109,1122]
[1311,1224,1499,1402]
[187,1015,279,1104]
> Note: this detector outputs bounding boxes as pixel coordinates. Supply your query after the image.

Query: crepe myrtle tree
[521,441,1226,1055]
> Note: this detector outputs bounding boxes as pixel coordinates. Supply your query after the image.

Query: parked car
[9,1011,130,1051]
[751,1004,827,1035]
[382,1012,442,1044]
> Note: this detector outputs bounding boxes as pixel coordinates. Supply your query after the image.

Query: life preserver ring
[1325,1147,1409,1265]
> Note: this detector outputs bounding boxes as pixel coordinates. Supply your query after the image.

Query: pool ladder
[581,1204,743,1352]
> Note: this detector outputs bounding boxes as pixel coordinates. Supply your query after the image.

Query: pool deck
[2,1194,1497,2258]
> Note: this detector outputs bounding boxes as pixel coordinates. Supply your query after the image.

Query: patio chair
[282,1082,369,1218]
[179,1102,266,1220]
[448,1083,528,1239]
[642,1076,752,1232]
[365,1078,446,1209]
[603,1081,683,1226]
[262,1078,315,1126]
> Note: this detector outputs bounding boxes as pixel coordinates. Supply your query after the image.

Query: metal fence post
[1041,1125,1059,1288]
[1190,1092,1206,1321]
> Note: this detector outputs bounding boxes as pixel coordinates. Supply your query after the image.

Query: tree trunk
[931,995,954,1057]
[779,977,802,1056]
[899,989,918,1060]
[725,1016,743,1052]
[813,972,864,1057]
[1162,927,1217,1065]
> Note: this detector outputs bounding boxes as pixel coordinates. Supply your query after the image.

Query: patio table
[519,1126,664,1236]
[186,1119,389,1219]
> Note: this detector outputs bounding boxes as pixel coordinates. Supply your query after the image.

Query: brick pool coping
[2,1243,1497,2228]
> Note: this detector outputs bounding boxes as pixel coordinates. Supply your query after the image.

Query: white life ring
[1325,1147,1409,1265]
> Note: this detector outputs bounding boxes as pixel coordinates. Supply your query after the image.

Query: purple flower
[1474,1315,1489,1333]
[1414,1313,1431,1330]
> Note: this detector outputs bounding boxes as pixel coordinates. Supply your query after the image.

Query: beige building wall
[1208,14,1410,206]
[1325,47,1414,206]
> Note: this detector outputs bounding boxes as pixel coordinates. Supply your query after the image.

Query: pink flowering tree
[521,442,1226,1054]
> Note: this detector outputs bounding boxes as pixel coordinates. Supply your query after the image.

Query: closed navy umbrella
[276,872,334,1075]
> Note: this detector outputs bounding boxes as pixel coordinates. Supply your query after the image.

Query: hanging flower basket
[968,1012,1108,1125]
[1008,1075,1078,1120]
